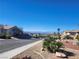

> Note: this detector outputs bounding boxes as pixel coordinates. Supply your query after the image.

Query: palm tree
[57,28,61,39]
[57,28,60,32]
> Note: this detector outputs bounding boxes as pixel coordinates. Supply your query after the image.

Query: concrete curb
[66,48,79,52]
[0,39,5,40]
[0,40,42,59]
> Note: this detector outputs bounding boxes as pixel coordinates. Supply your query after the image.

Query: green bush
[49,37,58,41]
[49,42,63,52]
[43,41,50,48]
[56,42,63,48]
[43,38,63,53]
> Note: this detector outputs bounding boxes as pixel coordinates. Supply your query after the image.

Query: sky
[0,0,79,32]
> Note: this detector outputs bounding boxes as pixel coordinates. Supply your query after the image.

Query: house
[0,25,23,38]
[21,32,32,39]
[61,30,79,39]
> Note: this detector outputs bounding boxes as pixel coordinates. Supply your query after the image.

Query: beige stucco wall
[61,32,78,39]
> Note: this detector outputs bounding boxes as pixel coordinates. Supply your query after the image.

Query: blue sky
[0,0,79,32]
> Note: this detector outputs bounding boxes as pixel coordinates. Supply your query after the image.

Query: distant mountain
[24,31,54,34]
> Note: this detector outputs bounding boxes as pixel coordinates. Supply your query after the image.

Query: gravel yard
[12,40,79,59]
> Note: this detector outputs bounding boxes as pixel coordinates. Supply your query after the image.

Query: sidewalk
[12,41,43,59]
[12,41,50,59]
[0,39,5,40]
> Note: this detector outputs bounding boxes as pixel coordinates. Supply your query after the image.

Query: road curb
[0,40,42,59]
[66,48,79,52]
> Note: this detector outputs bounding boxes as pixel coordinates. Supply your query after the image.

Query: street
[0,39,40,53]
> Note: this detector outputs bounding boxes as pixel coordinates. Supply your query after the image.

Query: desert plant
[49,42,57,52]
[49,37,57,41]
[43,40,50,48]
[49,42,63,52]
[55,42,63,49]
[43,37,63,53]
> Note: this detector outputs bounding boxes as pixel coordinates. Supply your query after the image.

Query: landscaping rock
[55,52,66,58]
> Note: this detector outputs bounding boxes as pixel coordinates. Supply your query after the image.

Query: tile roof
[65,30,79,32]
[0,25,14,29]
[3,26,14,29]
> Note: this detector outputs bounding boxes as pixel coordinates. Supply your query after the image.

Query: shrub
[64,35,73,39]
[56,42,63,48]
[76,35,79,41]
[43,40,50,48]
[49,42,57,52]
[75,35,79,46]
[49,42,63,52]
[43,38,63,53]
[49,37,58,42]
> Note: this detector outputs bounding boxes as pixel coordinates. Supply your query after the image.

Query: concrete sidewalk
[0,39,5,40]
[12,40,43,59]
[0,40,42,59]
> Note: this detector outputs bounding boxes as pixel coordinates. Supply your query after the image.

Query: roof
[0,25,14,29]
[64,30,79,32]
[3,26,14,29]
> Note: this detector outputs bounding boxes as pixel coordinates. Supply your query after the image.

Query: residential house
[0,25,23,38]
[61,30,79,39]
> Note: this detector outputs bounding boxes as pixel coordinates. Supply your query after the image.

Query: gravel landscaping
[12,41,79,59]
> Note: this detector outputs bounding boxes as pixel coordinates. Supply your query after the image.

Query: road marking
[0,40,42,59]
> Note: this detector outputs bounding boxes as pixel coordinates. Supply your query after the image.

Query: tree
[53,32,57,36]
[57,28,61,39]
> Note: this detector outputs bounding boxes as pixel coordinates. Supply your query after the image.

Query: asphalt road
[0,39,40,53]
